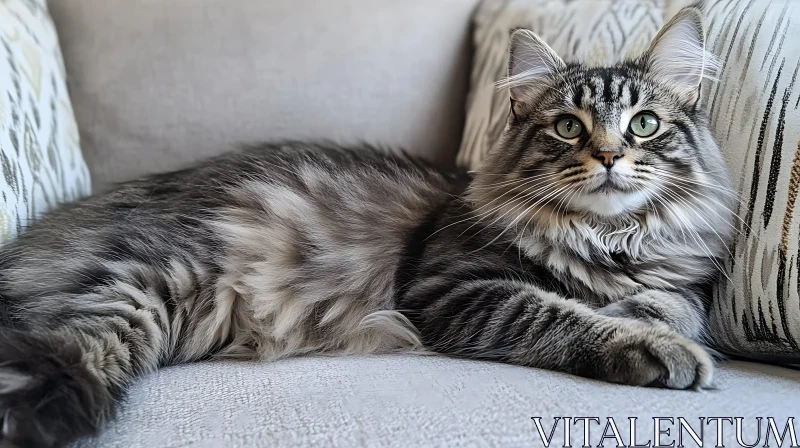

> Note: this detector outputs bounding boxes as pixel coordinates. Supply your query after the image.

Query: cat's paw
[601,325,713,390]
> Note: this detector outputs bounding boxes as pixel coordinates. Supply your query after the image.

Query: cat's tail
[0,327,123,448]
[0,290,169,448]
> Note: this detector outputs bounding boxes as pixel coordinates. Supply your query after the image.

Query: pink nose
[593,151,622,169]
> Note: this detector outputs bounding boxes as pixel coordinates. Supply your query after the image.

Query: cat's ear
[498,29,565,103]
[642,7,715,103]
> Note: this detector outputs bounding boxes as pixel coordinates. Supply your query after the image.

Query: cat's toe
[646,335,714,390]
[601,326,713,390]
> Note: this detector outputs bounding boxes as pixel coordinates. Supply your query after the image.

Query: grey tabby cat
[0,7,733,448]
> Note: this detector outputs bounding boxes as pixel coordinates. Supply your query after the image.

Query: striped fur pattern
[458,0,668,170]
[0,8,732,447]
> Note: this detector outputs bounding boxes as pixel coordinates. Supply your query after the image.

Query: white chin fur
[570,190,649,217]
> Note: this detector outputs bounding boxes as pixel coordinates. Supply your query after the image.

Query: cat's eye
[555,116,583,139]
[629,112,660,137]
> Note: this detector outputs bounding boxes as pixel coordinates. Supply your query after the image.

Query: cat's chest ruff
[519,217,660,301]
[545,216,647,262]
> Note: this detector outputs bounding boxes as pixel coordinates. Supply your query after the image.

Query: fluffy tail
[0,327,139,448]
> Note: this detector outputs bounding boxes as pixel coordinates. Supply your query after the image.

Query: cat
[0,7,734,448]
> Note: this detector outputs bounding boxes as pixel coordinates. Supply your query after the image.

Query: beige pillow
[48,0,479,190]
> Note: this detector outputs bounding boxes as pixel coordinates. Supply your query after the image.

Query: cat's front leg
[401,279,712,389]
[596,289,706,340]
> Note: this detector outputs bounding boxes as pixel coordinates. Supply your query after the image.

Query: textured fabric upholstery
[47,0,479,189]
[73,355,800,447]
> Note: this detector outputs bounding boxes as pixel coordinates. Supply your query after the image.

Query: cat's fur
[0,8,734,447]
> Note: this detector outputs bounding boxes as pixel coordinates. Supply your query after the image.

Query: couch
[6,0,800,446]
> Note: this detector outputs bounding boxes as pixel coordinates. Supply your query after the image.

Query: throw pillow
[0,0,91,244]
[706,0,800,361]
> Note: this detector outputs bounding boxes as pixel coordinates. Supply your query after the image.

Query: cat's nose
[592,150,623,169]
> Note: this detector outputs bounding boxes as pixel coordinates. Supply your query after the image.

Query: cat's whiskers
[462,181,565,242]
[659,188,734,259]
[469,182,574,252]
[515,185,580,250]
[648,191,710,258]
[497,182,576,236]
[652,189,732,279]
[449,183,556,243]
[661,181,748,235]
[551,181,585,224]
[637,183,664,229]
[469,171,561,191]
[432,175,562,240]
[428,175,559,238]
[474,170,578,218]
[647,167,743,199]
[507,182,585,256]
[650,168,750,236]
[559,170,589,184]
[467,168,553,177]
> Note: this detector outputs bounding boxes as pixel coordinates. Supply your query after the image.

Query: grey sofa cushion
[48,0,479,189]
[73,355,800,447]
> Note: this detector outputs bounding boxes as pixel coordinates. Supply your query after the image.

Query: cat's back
[0,142,463,359]
[203,142,464,248]
[219,142,462,212]
[0,142,461,304]
[209,142,464,292]
[8,142,461,238]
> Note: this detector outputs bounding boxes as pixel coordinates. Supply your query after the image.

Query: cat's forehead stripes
[569,70,642,114]
[619,78,632,104]
[561,70,646,135]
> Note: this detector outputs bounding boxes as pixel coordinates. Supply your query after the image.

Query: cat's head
[469,7,732,226]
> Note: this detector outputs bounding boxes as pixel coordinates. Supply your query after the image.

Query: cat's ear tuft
[642,7,718,103]
[497,29,565,102]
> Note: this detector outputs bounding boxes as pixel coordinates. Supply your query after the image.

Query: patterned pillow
[706,0,800,361]
[0,0,90,244]
[457,0,800,361]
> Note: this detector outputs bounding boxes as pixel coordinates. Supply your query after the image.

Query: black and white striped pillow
[457,0,800,361]
[706,0,800,362]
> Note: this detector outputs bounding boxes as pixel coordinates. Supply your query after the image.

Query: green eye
[555,116,583,139]
[629,112,659,137]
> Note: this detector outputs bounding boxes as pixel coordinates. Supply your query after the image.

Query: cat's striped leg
[401,279,713,389]
[0,277,172,447]
[596,289,707,340]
